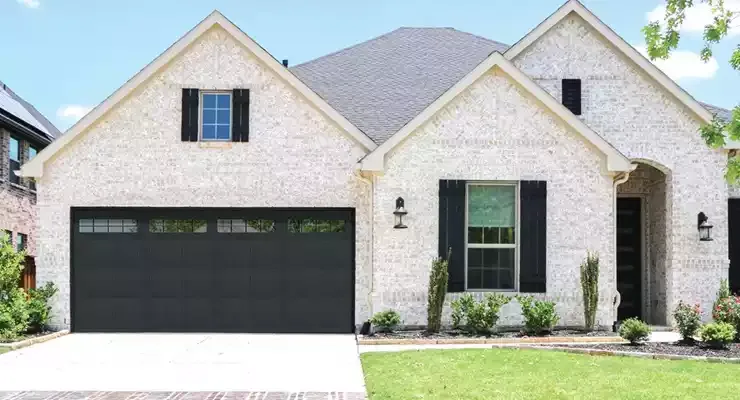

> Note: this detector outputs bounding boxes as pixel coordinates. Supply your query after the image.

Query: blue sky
[1,0,738,132]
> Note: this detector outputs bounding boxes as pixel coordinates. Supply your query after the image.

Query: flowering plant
[673,301,701,342]
[712,296,740,340]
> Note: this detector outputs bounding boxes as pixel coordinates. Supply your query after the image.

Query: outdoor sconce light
[393,197,408,229]
[698,212,714,242]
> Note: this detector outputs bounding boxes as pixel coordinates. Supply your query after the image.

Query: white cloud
[56,105,93,122]
[635,45,719,80]
[17,0,40,9]
[647,0,740,36]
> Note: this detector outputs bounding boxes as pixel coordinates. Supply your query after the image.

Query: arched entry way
[617,161,671,325]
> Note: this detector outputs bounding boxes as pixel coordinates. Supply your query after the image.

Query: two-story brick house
[1,81,58,285]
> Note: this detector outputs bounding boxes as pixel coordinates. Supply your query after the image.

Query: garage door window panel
[79,219,138,233]
[217,219,275,233]
[289,218,345,233]
[150,219,207,233]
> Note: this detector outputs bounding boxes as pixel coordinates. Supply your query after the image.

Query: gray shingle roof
[0,80,60,140]
[701,102,734,123]
[291,27,509,144]
[292,27,731,145]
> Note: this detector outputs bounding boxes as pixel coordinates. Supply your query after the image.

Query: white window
[466,183,518,291]
[200,92,232,141]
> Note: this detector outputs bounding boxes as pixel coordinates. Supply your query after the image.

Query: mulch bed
[547,341,740,359]
[366,329,617,340]
[0,331,53,344]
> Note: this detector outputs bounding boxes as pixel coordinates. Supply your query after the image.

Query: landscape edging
[358,335,627,345]
[0,330,70,350]
[510,344,740,363]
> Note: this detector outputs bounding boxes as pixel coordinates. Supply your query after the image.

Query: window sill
[199,141,233,149]
[9,182,36,194]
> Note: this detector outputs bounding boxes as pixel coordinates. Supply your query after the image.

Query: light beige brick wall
[513,14,728,323]
[371,69,617,328]
[36,26,372,330]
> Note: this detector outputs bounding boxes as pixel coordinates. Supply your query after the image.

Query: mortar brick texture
[513,14,728,323]
[371,69,617,327]
[35,26,372,330]
[0,127,37,256]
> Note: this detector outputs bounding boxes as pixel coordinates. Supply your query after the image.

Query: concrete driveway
[0,333,366,396]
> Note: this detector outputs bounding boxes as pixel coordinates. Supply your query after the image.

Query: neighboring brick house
[0,81,58,285]
[20,0,737,332]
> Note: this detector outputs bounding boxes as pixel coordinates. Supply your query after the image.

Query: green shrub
[618,318,652,344]
[700,322,736,349]
[370,310,401,333]
[0,289,29,340]
[450,293,511,335]
[673,301,702,343]
[426,252,449,333]
[712,296,740,340]
[580,251,599,331]
[516,295,560,335]
[0,235,28,340]
[27,282,57,333]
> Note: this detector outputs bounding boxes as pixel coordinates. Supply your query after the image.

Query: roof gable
[359,52,633,174]
[21,11,376,178]
[504,0,714,124]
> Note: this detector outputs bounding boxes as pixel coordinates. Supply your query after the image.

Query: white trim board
[504,0,714,126]
[20,10,377,178]
[358,51,633,175]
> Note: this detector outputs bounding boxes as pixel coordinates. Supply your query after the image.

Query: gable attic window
[562,79,582,115]
[9,136,20,185]
[200,92,232,141]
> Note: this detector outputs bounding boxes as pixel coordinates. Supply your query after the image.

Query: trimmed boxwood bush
[700,322,736,349]
[515,295,559,335]
[370,310,401,333]
[618,318,651,345]
[451,293,511,335]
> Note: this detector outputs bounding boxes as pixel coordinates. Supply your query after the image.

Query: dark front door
[729,199,740,294]
[71,207,355,333]
[617,198,642,321]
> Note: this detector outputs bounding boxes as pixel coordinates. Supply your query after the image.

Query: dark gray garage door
[71,208,354,333]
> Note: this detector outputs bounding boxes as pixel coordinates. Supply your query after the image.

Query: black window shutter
[519,181,547,293]
[439,179,466,292]
[562,79,582,115]
[181,88,199,142]
[232,89,250,142]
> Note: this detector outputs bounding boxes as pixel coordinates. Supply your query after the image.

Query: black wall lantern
[698,212,713,241]
[393,197,408,229]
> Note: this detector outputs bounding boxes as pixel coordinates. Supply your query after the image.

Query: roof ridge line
[290,28,406,70]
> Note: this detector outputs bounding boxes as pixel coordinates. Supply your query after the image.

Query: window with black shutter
[562,79,582,115]
[465,183,517,290]
[8,136,20,184]
[441,180,547,293]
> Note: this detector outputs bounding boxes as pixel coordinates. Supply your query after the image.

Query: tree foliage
[643,0,740,183]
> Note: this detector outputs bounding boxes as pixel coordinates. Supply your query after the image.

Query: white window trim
[464,181,520,292]
[199,91,233,142]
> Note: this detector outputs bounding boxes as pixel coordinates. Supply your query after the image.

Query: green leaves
[730,45,740,69]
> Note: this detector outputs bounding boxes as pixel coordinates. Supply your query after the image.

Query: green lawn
[361,348,740,400]
[0,347,10,355]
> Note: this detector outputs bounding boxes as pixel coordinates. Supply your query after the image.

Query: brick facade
[0,127,38,256]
